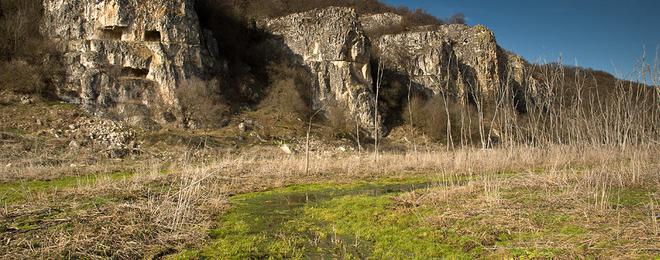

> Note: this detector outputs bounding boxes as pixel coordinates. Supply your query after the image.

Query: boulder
[68,140,81,149]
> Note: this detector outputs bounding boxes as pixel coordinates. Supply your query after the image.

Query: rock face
[42,0,218,126]
[376,24,505,102]
[374,23,546,112]
[376,30,458,96]
[359,12,403,33]
[41,2,543,136]
[497,49,544,110]
[258,7,384,135]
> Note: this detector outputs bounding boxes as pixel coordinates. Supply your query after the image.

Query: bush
[447,13,466,24]
[176,78,229,129]
[0,60,44,94]
[398,7,443,27]
[258,60,313,117]
[322,99,355,138]
[0,0,63,98]
[259,78,310,118]
[0,0,44,61]
[403,95,483,144]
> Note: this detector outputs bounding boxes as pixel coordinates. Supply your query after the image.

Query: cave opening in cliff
[121,67,149,78]
[144,30,161,42]
[98,26,125,40]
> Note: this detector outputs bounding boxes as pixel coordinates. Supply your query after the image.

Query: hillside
[0,0,658,259]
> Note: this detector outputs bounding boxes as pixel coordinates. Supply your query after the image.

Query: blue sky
[381,0,660,81]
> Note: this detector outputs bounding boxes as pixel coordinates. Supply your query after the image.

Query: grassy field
[1,138,657,258]
[1,88,658,258]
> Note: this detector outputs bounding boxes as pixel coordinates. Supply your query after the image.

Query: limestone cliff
[41,2,545,135]
[359,12,403,34]
[376,23,543,107]
[42,0,218,126]
[376,30,459,96]
[258,7,384,136]
[376,25,497,100]
[497,49,544,110]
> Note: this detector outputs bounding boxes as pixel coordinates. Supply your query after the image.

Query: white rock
[280,144,293,154]
[69,140,81,149]
[42,0,219,126]
[259,7,384,137]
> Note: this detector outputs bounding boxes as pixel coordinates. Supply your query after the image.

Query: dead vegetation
[176,78,229,129]
[0,0,64,98]
[0,42,657,260]
[1,141,657,258]
[397,146,659,258]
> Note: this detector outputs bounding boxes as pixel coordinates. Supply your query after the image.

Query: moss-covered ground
[174,178,480,259]
[172,167,658,259]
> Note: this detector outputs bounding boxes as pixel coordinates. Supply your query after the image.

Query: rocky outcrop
[497,49,544,110]
[41,1,544,137]
[42,0,218,127]
[360,13,403,33]
[376,30,459,96]
[376,24,503,101]
[375,23,545,109]
[258,7,383,135]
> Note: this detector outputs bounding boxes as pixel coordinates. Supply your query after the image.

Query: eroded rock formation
[359,12,403,34]
[376,23,542,107]
[497,49,544,111]
[42,0,218,126]
[376,30,459,96]
[258,7,384,135]
[41,2,544,136]
[376,25,496,100]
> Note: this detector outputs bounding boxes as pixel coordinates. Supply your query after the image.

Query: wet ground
[176,178,473,259]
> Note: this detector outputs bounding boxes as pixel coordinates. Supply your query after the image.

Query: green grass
[0,171,133,205]
[610,187,657,207]
[169,169,658,259]
[174,179,480,259]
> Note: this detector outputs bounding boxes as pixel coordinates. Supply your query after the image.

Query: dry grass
[397,145,659,258]
[1,91,657,258]
[1,142,656,258]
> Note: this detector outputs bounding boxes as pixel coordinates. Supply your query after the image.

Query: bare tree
[374,59,384,162]
[407,77,417,153]
[305,109,323,175]
[442,52,455,150]
[356,117,362,154]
